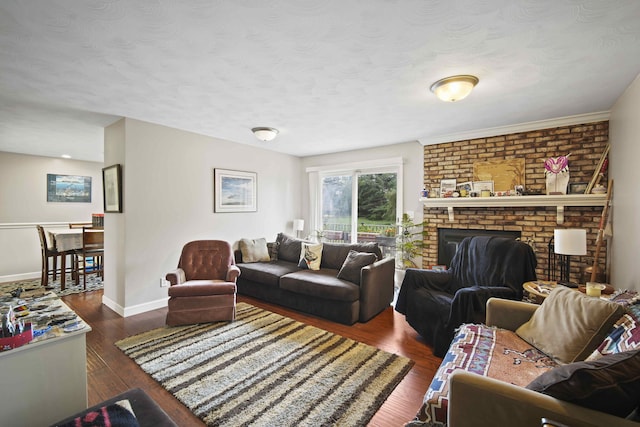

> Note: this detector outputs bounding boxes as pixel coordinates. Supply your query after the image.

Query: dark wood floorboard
[61,290,441,426]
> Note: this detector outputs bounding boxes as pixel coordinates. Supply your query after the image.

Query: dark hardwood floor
[61,290,441,426]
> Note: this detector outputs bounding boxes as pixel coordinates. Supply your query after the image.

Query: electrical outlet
[160,278,170,288]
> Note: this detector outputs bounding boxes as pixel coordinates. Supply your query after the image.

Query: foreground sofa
[409,287,640,427]
[235,233,395,324]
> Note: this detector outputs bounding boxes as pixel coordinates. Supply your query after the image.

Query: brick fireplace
[421,121,609,283]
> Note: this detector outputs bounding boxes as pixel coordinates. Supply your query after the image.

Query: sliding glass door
[320,168,398,258]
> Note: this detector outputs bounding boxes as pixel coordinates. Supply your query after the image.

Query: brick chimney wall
[421,121,609,283]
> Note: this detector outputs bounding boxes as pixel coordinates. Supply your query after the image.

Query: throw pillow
[267,241,279,261]
[59,399,140,427]
[239,238,271,263]
[516,286,625,364]
[587,304,640,360]
[526,348,640,418]
[298,242,323,270]
[337,250,378,285]
[276,233,304,263]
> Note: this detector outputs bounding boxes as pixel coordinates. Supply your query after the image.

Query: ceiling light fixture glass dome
[430,75,479,102]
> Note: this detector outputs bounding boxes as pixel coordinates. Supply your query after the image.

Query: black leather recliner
[395,236,537,357]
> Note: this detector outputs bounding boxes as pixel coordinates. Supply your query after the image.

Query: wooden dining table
[48,228,104,289]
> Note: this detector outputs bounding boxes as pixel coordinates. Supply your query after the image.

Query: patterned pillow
[266,241,279,261]
[59,399,139,427]
[298,242,323,270]
[587,304,640,361]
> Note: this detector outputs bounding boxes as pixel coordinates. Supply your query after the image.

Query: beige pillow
[298,242,323,270]
[239,238,271,263]
[516,286,624,364]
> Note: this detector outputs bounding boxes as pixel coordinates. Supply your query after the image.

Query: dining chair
[74,226,104,289]
[36,225,65,287]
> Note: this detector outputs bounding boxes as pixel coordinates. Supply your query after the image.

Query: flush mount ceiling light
[251,127,279,142]
[430,75,479,102]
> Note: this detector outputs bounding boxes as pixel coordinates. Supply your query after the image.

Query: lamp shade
[293,219,304,231]
[251,127,279,142]
[430,75,479,102]
[554,229,587,256]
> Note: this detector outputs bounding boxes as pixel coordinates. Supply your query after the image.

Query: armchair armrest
[165,268,186,286]
[359,257,395,322]
[486,298,538,331]
[395,268,453,315]
[448,371,636,427]
[227,265,241,283]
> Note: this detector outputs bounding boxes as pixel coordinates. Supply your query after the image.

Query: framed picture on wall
[214,168,257,212]
[102,164,123,213]
[46,174,92,203]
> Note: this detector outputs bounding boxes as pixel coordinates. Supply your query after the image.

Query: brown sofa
[409,287,640,427]
[235,233,395,325]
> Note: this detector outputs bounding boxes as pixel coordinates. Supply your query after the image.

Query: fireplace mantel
[420,194,607,224]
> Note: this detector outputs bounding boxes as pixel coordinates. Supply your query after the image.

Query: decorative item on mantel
[544,154,570,195]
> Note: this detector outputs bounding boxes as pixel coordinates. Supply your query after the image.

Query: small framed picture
[473,180,494,193]
[569,182,588,194]
[456,181,473,196]
[431,265,446,271]
[440,179,457,197]
[102,164,122,213]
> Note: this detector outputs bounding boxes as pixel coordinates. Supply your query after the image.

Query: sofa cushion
[236,260,300,288]
[516,286,624,364]
[414,324,557,425]
[297,242,323,270]
[321,242,381,270]
[276,233,306,263]
[239,238,271,263]
[280,270,359,302]
[337,250,377,285]
[526,348,640,418]
[587,303,640,360]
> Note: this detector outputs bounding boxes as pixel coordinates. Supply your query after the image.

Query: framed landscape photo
[47,174,91,203]
[214,168,257,212]
[102,164,122,213]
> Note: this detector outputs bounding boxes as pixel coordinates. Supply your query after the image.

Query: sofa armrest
[227,265,241,282]
[448,371,636,427]
[359,257,395,322]
[165,268,186,286]
[485,297,538,331]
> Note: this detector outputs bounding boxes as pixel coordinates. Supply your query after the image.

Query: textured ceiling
[1,0,640,163]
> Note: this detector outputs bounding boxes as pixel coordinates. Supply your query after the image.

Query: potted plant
[396,213,427,269]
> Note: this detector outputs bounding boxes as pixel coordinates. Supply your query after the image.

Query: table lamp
[554,228,587,287]
[293,219,304,238]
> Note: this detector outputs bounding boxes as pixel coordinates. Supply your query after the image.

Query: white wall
[102,118,302,316]
[610,73,640,291]
[0,152,104,281]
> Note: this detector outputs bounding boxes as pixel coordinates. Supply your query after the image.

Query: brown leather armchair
[165,240,240,326]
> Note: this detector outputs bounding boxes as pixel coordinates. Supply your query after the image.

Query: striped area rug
[116,302,414,426]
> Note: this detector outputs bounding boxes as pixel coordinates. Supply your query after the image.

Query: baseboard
[0,272,39,284]
[102,294,168,318]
